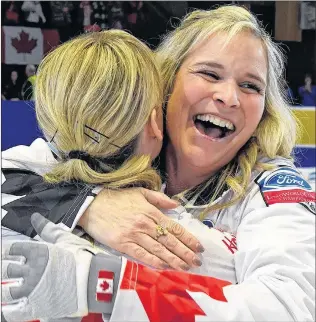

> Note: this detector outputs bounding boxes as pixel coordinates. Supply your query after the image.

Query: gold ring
[155,224,168,240]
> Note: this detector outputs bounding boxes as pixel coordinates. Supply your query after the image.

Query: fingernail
[196,243,205,253]
[193,257,202,267]
[181,264,190,271]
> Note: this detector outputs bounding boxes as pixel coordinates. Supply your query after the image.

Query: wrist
[77,187,104,229]
[78,210,88,228]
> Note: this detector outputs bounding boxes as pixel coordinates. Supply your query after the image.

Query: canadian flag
[1,26,59,65]
[96,271,114,302]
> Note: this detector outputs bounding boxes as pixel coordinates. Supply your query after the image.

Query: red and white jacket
[2,139,315,321]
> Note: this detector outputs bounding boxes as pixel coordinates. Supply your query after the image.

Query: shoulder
[252,160,315,215]
[2,138,57,175]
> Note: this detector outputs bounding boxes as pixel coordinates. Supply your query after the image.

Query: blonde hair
[36,30,163,190]
[156,5,299,216]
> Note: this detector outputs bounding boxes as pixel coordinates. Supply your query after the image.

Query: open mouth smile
[193,113,236,140]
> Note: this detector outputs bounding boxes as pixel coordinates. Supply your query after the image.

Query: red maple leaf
[121,261,231,322]
[100,280,110,292]
[11,30,37,54]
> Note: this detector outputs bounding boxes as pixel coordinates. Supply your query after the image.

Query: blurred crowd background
[1,0,316,105]
[1,1,315,179]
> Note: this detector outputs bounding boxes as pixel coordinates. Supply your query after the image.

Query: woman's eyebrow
[193,61,224,69]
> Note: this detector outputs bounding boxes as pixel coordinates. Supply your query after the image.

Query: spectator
[2,70,21,101]
[2,1,21,25]
[110,2,125,30]
[79,1,124,32]
[50,2,74,27]
[21,1,46,25]
[21,65,36,101]
[125,1,144,27]
[79,1,93,31]
[123,1,148,39]
[50,1,76,42]
[298,73,316,107]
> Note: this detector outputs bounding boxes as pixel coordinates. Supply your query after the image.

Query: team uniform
[1,138,315,321]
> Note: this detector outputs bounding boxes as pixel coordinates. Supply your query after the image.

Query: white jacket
[2,139,315,321]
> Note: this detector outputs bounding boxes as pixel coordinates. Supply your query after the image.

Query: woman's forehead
[182,31,268,79]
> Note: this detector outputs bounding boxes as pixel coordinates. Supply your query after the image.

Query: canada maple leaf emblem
[121,261,231,322]
[100,280,110,292]
[11,30,37,54]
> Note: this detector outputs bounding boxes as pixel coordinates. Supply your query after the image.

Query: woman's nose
[212,82,240,109]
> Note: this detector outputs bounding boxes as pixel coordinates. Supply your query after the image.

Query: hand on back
[79,188,204,270]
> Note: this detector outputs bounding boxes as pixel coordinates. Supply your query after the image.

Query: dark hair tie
[67,150,103,172]
[65,138,137,174]
[68,150,93,163]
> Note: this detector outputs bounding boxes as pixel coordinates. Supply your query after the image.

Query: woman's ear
[149,108,163,142]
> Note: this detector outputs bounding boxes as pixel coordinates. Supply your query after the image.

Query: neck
[164,144,211,196]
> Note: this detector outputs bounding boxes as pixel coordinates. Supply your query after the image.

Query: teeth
[195,114,235,131]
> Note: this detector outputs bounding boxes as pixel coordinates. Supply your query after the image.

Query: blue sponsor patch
[258,167,312,192]
[255,167,315,214]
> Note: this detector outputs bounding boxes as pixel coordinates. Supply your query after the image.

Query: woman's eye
[198,71,219,80]
[240,82,262,93]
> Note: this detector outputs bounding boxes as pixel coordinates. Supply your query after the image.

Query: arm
[2,213,234,322]
[2,141,202,270]
[4,201,314,321]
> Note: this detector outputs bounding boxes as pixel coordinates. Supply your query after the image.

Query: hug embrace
[2,4,315,322]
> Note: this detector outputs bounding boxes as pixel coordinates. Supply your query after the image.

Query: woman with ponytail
[36,29,163,190]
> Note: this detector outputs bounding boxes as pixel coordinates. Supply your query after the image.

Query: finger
[123,244,169,270]
[144,220,202,267]
[2,241,19,258]
[167,219,205,253]
[142,220,204,266]
[2,258,24,281]
[2,254,26,265]
[1,278,24,303]
[2,244,47,300]
[2,261,29,279]
[137,234,191,271]
[141,189,179,209]
[157,232,202,267]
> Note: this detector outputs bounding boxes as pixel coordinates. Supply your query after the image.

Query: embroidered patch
[96,271,114,302]
[255,167,316,214]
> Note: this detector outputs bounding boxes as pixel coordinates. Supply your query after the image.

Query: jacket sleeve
[111,195,315,322]
[1,139,98,238]
[1,168,98,238]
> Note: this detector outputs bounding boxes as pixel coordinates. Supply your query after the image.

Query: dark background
[1,1,316,103]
